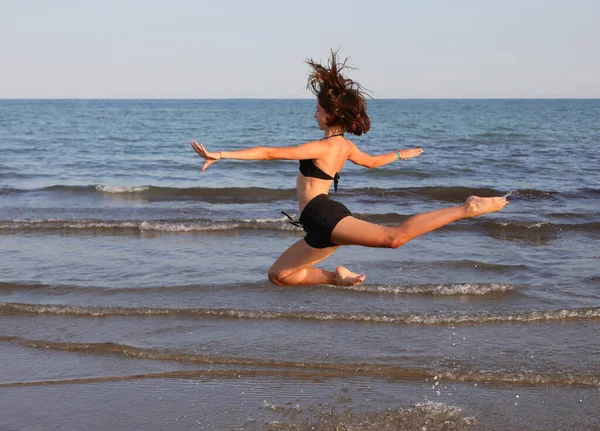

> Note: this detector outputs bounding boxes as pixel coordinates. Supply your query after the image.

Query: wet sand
[1,342,599,431]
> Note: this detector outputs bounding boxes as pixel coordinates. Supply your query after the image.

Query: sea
[0,99,598,430]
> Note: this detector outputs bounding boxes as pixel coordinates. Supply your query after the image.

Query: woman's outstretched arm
[190,140,327,172]
[347,142,423,169]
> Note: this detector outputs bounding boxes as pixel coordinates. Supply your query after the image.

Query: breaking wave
[1,302,598,325]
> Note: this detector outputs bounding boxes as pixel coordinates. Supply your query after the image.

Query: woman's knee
[267,267,287,286]
[388,230,408,249]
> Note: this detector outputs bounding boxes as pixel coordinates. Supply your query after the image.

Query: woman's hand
[398,148,423,160]
[190,140,220,171]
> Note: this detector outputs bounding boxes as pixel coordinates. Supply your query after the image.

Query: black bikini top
[299,159,340,192]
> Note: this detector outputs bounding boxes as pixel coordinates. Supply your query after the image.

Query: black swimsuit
[281,160,352,249]
[298,159,340,193]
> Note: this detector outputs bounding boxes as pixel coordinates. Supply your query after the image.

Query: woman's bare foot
[464,196,508,218]
[335,266,366,286]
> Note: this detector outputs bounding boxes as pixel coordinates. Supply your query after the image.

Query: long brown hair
[306,50,371,136]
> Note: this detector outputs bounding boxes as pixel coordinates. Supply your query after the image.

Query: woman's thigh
[331,216,395,248]
[269,239,338,278]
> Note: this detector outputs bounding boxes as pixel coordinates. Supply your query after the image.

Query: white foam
[139,221,234,232]
[63,221,138,229]
[95,185,149,193]
[498,221,551,229]
[528,221,551,228]
[341,283,518,296]
[0,218,302,232]
[413,400,462,414]
[410,401,476,425]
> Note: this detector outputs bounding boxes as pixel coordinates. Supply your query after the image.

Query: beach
[1,99,599,430]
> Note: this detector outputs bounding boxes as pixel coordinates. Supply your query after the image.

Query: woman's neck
[323,128,345,139]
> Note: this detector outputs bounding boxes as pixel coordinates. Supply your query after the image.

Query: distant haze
[2,0,599,98]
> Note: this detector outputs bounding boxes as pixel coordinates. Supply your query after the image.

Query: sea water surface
[0,99,599,430]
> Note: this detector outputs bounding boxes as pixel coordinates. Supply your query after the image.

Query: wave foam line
[95,185,150,193]
[1,337,598,387]
[337,283,521,296]
[1,302,599,325]
[0,281,521,297]
[3,217,598,236]
[0,218,301,233]
[476,220,600,235]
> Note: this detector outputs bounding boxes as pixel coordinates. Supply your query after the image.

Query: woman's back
[296,136,350,211]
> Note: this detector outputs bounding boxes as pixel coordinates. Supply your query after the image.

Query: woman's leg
[332,196,508,248]
[268,239,365,287]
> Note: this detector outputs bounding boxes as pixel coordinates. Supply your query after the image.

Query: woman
[191,52,508,287]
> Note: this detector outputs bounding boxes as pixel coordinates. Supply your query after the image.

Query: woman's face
[314,102,330,130]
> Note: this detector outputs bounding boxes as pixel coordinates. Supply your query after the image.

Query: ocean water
[0,99,599,430]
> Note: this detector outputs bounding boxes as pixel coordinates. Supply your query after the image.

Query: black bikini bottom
[290,194,352,249]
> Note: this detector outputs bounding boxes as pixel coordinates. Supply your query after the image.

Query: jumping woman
[191,51,508,287]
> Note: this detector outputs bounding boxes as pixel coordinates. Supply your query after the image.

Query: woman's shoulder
[343,138,359,151]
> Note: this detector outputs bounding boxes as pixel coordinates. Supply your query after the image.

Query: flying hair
[306,50,371,136]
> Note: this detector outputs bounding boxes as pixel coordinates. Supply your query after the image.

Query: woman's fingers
[201,159,218,172]
[404,148,423,159]
[398,148,423,160]
[190,141,218,172]
[190,141,208,158]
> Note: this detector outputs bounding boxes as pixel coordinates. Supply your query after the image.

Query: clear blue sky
[2,0,599,98]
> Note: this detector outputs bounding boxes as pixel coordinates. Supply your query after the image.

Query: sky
[1,0,599,99]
